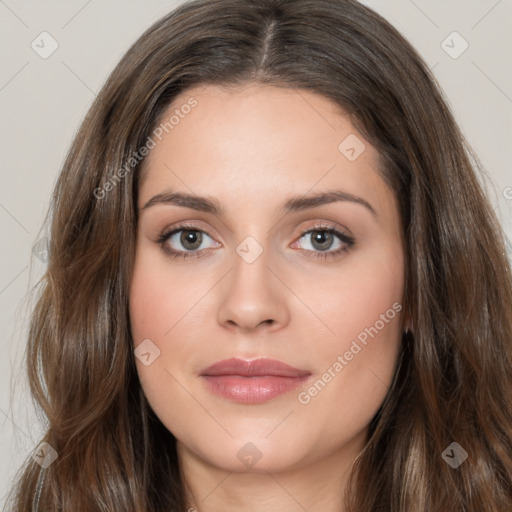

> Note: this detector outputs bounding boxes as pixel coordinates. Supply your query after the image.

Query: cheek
[129,252,198,428]
[129,247,207,342]
[296,245,404,423]
[304,241,404,345]
[129,247,212,397]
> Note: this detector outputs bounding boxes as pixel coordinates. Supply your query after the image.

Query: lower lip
[201,375,311,404]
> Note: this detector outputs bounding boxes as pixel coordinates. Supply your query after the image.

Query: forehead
[138,83,393,218]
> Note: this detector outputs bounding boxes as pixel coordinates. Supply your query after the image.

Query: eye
[157,222,354,261]
[292,224,354,260]
[157,223,220,259]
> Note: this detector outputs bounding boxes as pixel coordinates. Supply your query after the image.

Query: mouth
[200,357,312,404]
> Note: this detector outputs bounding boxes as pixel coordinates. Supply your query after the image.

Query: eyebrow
[141,189,377,217]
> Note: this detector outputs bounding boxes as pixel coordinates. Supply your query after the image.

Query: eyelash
[156,222,355,261]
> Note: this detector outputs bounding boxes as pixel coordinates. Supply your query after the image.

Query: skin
[130,83,406,512]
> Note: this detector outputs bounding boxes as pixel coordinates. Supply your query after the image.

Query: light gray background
[1,0,511,506]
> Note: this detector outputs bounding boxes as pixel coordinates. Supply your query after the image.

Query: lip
[201,357,311,378]
[200,357,312,404]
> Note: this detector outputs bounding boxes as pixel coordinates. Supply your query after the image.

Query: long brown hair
[6,0,512,510]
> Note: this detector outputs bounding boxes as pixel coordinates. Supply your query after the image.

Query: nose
[217,246,290,333]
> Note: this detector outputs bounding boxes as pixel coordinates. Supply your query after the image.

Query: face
[129,83,405,475]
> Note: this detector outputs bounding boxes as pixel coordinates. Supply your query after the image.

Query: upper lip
[200,357,311,378]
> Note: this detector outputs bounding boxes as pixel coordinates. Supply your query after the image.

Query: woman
[6,0,512,510]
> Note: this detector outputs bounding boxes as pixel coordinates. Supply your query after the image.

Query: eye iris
[311,230,333,251]
[180,230,202,250]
